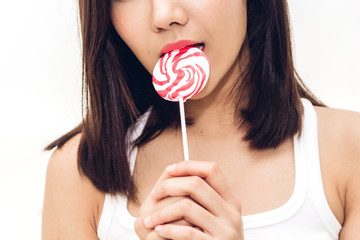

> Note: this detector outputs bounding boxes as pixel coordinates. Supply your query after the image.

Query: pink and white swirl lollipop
[152,46,210,102]
[152,46,210,161]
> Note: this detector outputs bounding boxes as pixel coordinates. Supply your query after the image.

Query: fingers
[150,161,241,220]
[141,160,238,218]
[142,220,196,240]
[165,161,235,201]
[135,196,186,238]
[136,160,245,239]
[155,223,242,240]
[151,175,227,217]
[139,167,179,212]
[143,197,216,233]
[143,195,243,238]
[154,224,210,240]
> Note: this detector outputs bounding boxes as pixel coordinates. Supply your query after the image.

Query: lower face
[110,0,247,100]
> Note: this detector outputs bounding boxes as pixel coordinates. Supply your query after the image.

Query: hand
[138,161,244,240]
[135,196,193,239]
[135,171,194,239]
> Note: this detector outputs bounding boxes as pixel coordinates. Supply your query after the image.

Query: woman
[42,0,360,239]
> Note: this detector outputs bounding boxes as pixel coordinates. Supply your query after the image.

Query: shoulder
[47,133,82,175]
[42,134,105,239]
[315,106,360,183]
[315,106,360,154]
[315,106,360,235]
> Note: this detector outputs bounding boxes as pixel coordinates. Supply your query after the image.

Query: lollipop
[152,46,210,102]
[152,46,210,161]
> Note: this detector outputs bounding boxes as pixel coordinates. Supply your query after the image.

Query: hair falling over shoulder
[46,0,324,198]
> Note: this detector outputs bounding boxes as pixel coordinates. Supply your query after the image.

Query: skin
[41,109,360,239]
[42,0,360,239]
[110,0,247,101]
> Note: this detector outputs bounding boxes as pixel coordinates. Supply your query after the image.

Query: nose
[150,0,188,32]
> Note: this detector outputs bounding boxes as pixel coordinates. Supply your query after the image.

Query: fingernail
[166,164,176,172]
[155,225,163,232]
[144,216,151,226]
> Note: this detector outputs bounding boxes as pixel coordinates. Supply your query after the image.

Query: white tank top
[97,99,342,240]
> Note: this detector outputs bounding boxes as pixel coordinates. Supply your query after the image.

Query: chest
[128,134,295,217]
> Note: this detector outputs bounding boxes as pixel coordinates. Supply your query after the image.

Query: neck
[185,60,245,139]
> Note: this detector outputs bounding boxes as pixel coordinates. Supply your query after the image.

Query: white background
[0,0,359,239]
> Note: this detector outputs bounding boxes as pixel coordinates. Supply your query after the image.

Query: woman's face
[110,0,247,99]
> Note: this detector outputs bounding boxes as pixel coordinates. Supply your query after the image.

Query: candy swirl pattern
[152,46,210,102]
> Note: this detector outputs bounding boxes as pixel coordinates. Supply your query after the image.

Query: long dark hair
[46,0,324,200]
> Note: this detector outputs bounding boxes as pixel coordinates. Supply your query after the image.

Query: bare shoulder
[315,106,360,142]
[42,134,105,239]
[315,107,360,163]
[315,106,360,238]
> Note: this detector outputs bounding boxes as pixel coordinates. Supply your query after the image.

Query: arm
[42,134,104,239]
[317,107,360,239]
[339,175,360,239]
[338,112,360,239]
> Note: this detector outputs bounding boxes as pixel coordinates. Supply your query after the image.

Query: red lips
[160,40,199,56]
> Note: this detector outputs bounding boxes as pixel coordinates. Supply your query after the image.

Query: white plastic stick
[179,98,190,161]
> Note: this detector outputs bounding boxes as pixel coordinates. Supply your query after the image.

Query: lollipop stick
[179,98,190,161]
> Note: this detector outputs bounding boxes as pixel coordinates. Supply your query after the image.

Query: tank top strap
[241,101,310,228]
[300,99,342,237]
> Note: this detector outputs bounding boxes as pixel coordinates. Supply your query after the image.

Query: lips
[160,40,204,56]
